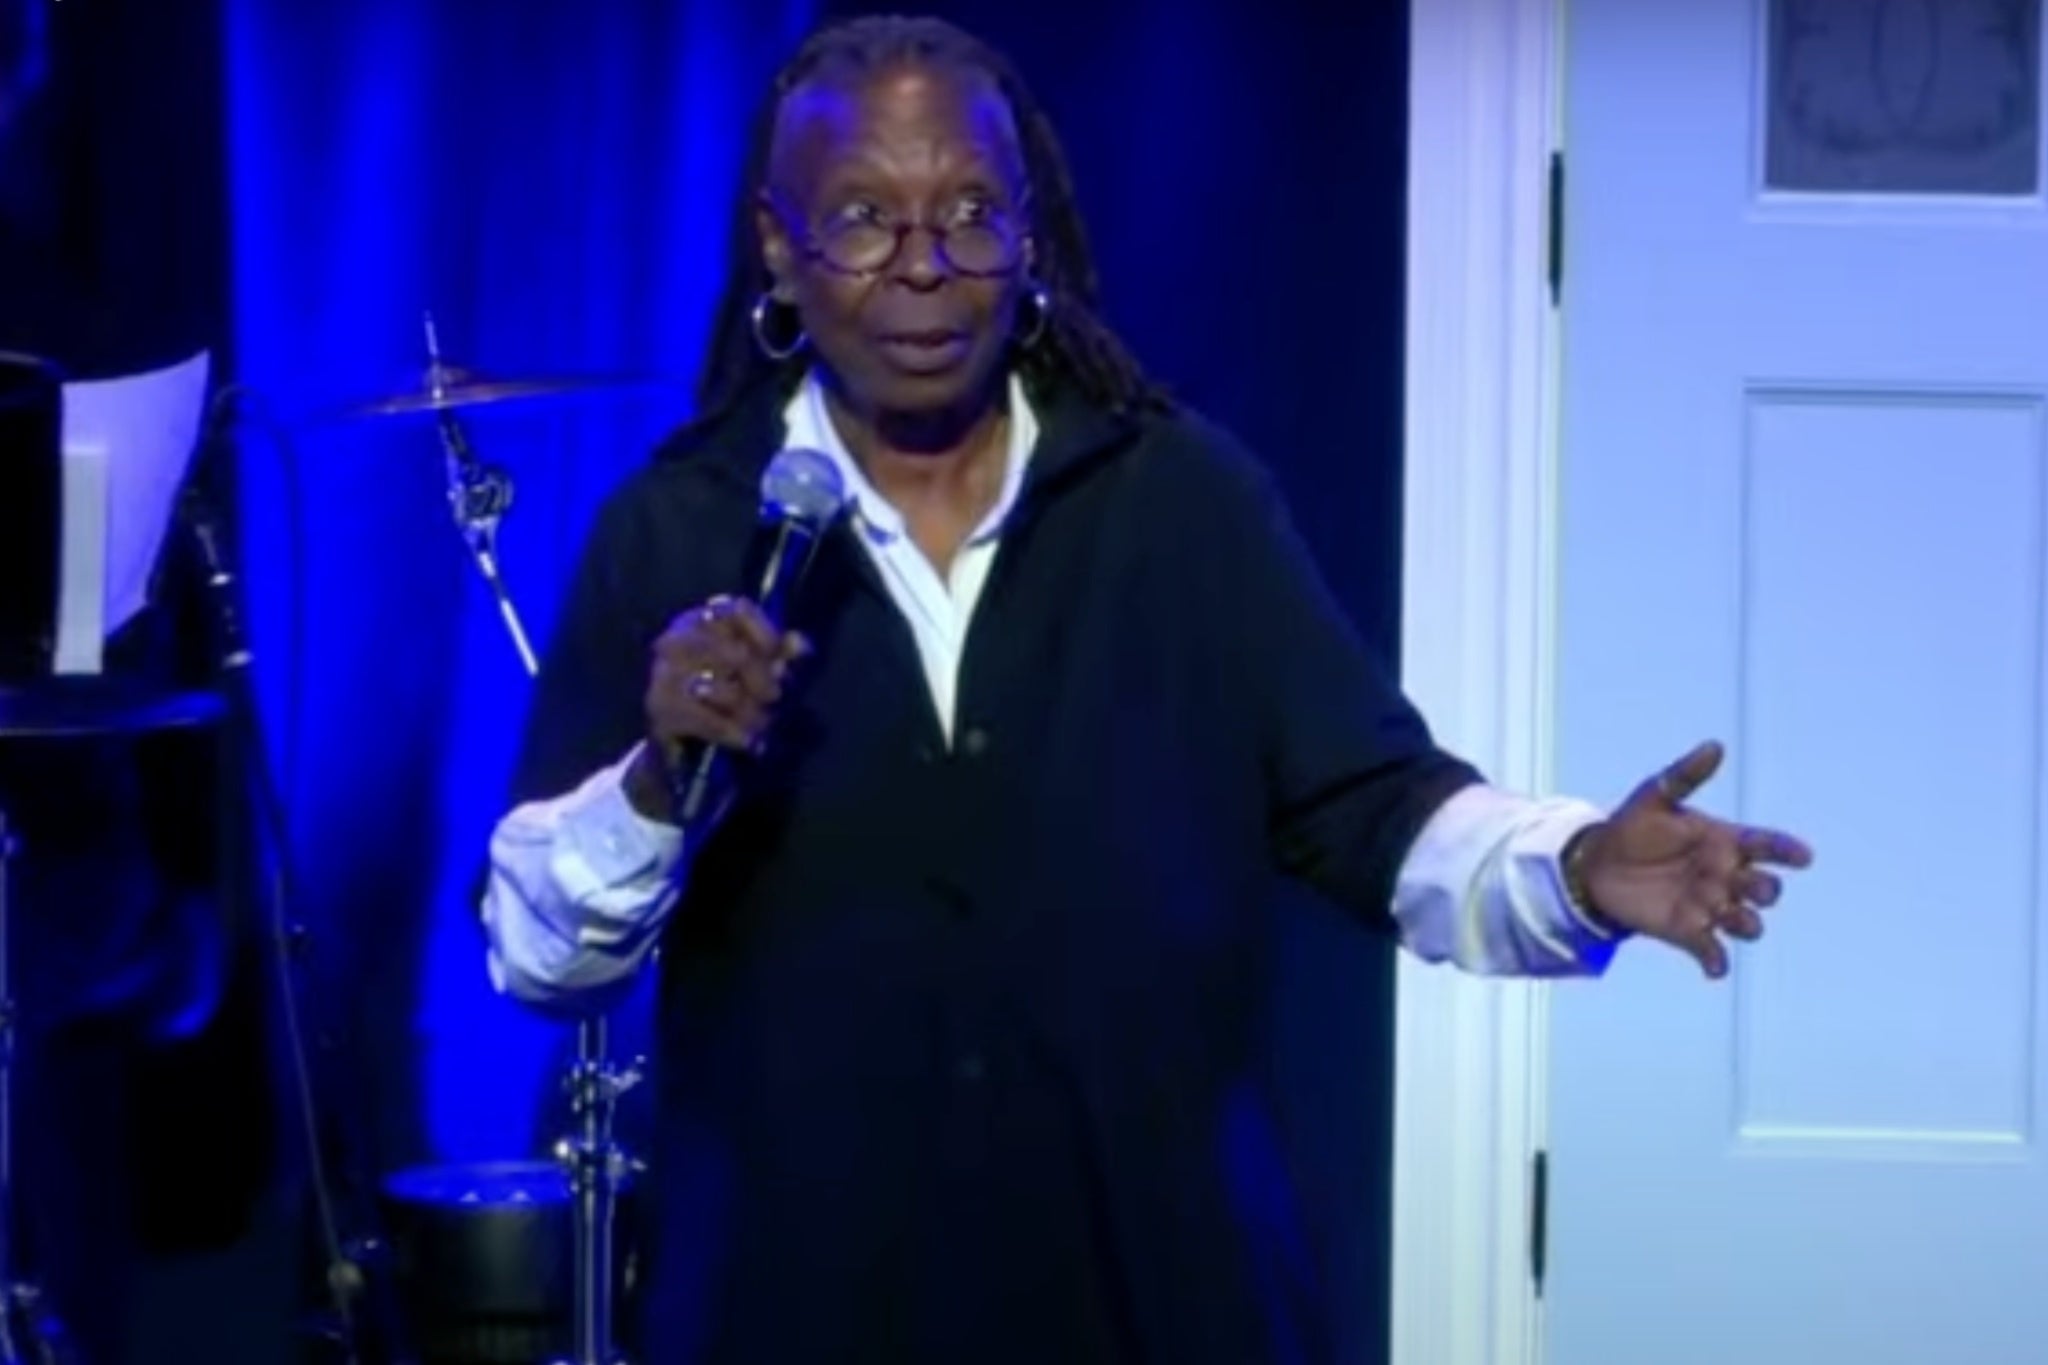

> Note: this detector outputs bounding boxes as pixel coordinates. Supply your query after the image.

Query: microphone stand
[421,317,638,1365]
[182,391,396,1365]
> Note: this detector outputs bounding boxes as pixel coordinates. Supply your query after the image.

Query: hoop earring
[1014,281,1051,349]
[751,293,807,361]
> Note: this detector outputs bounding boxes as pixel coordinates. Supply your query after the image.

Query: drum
[378,1160,639,1365]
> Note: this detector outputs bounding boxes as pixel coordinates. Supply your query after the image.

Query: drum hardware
[194,324,655,1363]
[378,1161,639,1365]
[411,314,644,1365]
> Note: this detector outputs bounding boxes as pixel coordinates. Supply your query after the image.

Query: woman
[482,15,1809,1364]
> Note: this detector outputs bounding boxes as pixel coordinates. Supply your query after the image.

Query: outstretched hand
[1570,740,1813,979]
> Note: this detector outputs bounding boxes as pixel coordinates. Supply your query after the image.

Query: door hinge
[1546,150,1565,306]
[1529,1147,1550,1297]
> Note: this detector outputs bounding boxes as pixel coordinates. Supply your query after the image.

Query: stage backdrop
[228,0,1410,1359]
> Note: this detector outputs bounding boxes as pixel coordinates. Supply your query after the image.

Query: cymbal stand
[424,318,536,677]
[422,317,639,1365]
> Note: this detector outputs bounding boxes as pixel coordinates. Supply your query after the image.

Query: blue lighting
[226,0,816,1164]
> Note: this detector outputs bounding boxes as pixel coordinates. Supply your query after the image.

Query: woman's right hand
[625,595,809,820]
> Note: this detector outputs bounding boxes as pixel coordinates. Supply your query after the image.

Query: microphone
[181,484,252,673]
[180,392,254,674]
[669,445,849,830]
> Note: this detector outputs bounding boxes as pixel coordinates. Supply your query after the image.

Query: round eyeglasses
[772,195,1031,279]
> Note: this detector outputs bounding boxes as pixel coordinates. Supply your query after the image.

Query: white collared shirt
[480,375,1616,1006]
[791,372,1037,744]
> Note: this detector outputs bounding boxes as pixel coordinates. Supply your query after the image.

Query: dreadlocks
[692,15,1165,428]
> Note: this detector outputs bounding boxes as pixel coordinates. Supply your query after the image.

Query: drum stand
[424,329,639,1365]
[0,809,71,1365]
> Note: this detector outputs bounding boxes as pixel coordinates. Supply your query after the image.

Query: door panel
[1547,1,2048,1361]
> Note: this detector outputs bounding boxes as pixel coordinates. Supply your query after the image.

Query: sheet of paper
[54,442,108,674]
[59,350,211,637]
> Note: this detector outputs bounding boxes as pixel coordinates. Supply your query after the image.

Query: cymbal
[325,365,665,421]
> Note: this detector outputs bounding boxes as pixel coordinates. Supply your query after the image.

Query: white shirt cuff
[482,743,685,1005]
[552,744,685,926]
[1394,784,1620,977]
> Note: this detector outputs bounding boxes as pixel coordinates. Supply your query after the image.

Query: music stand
[0,354,228,1364]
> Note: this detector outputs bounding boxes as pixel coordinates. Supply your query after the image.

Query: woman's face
[758,63,1034,426]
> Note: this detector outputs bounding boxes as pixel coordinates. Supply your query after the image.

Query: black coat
[509,371,1480,1365]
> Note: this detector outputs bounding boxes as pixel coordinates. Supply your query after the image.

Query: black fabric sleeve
[1219,449,1483,929]
[505,478,663,809]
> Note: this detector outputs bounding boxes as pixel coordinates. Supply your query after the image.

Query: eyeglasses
[769,193,1031,279]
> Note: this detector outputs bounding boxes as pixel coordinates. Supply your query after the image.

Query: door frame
[1391,0,1562,1362]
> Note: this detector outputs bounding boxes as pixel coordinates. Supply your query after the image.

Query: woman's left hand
[1569,740,1815,979]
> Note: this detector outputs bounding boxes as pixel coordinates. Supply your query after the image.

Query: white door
[1546,2,2048,1362]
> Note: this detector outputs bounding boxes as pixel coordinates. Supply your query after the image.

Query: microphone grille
[761,446,848,526]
